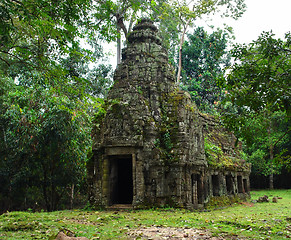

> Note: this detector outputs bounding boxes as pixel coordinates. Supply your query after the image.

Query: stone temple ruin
[88,19,251,209]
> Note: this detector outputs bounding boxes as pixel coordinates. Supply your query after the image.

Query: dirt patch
[55,231,89,240]
[239,202,254,207]
[127,226,224,239]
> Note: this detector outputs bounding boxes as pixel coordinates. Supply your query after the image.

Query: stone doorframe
[104,146,140,206]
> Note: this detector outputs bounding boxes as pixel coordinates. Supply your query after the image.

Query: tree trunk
[269,144,274,189]
[115,13,127,65]
[2,126,8,149]
[176,38,183,84]
[269,173,274,190]
[117,26,121,65]
[41,162,51,211]
[70,184,74,209]
[42,182,50,212]
[266,117,275,190]
[51,183,56,211]
[176,19,191,84]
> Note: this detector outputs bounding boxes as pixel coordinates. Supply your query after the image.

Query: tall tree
[93,0,246,69]
[180,27,231,112]
[95,0,155,64]
[0,81,91,211]
[154,0,246,84]
[0,0,99,72]
[0,0,112,211]
[221,31,291,188]
[241,111,289,187]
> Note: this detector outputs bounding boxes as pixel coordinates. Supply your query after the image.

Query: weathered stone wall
[201,114,251,199]
[88,19,250,209]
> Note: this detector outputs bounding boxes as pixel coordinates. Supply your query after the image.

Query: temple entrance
[226,175,234,194]
[109,155,133,205]
[237,176,243,193]
[191,174,203,205]
[212,175,220,196]
[243,179,248,193]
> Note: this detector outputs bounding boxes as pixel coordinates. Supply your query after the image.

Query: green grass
[1,189,290,239]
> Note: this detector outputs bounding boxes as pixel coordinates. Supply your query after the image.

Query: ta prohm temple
[87,19,251,209]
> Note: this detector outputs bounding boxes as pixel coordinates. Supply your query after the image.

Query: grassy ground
[0,189,290,239]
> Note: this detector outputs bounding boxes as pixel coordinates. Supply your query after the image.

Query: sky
[199,0,291,44]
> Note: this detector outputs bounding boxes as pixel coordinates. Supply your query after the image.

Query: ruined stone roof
[200,113,251,172]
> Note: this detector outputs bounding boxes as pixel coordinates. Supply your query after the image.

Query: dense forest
[0,0,290,212]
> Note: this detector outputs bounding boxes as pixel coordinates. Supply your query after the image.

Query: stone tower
[88,19,250,209]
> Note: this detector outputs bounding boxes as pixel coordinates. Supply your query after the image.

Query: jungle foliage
[0,0,290,212]
[221,31,291,188]
[180,27,231,113]
[0,0,112,211]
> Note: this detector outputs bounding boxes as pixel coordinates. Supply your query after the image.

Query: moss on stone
[153,92,181,165]
[206,194,249,209]
[204,134,250,171]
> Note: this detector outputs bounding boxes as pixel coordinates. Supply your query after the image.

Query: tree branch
[0,56,11,67]
[274,128,291,148]
[7,0,23,5]
[115,13,128,38]
[127,11,136,35]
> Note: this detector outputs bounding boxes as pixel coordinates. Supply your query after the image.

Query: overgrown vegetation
[0,0,112,212]
[204,136,249,171]
[154,93,181,165]
[181,27,231,113]
[1,0,290,213]
[220,32,291,188]
[0,190,290,239]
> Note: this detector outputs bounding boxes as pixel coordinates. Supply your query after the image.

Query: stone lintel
[105,146,139,156]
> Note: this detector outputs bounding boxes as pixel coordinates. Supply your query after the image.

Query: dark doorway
[191,174,203,205]
[109,155,133,205]
[212,175,220,196]
[237,176,243,193]
[226,175,234,194]
[243,179,248,193]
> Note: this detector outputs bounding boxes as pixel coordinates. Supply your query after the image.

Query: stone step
[106,204,133,210]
